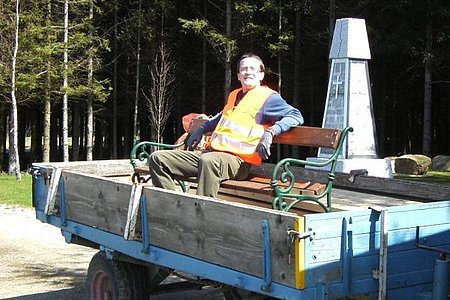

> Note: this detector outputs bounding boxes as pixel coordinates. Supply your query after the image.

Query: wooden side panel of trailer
[143,188,302,289]
[62,171,132,236]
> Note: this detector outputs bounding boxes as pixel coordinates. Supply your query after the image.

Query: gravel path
[0,205,226,300]
[0,205,97,299]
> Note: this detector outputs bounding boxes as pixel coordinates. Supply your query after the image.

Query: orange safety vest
[210,86,275,164]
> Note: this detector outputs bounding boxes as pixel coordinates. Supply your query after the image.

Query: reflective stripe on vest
[210,86,274,164]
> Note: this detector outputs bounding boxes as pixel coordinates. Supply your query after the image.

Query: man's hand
[186,126,205,151]
[256,129,274,160]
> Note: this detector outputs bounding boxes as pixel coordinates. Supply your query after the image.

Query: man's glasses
[239,66,262,74]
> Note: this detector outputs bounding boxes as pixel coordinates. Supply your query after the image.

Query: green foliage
[235,1,294,57]
[0,173,32,207]
[179,18,208,34]
[394,171,450,186]
[179,17,238,64]
[0,0,14,102]
[0,0,111,108]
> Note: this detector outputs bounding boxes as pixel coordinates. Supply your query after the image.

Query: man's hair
[237,53,265,73]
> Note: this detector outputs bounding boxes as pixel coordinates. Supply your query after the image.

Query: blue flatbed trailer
[31,160,450,300]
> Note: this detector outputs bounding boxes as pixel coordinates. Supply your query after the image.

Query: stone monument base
[306,158,393,178]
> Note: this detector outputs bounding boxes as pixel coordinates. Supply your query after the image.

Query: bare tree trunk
[0,115,5,169]
[112,0,118,158]
[292,0,302,158]
[86,0,94,161]
[224,0,232,103]
[277,0,282,95]
[62,0,69,162]
[9,0,21,180]
[145,43,176,144]
[133,0,142,143]
[72,103,80,160]
[43,0,52,163]
[293,0,302,109]
[276,0,283,160]
[422,13,432,155]
[201,0,207,113]
[202,37,207,112]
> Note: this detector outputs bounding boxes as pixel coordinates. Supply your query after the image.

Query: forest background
[1,0,449,176]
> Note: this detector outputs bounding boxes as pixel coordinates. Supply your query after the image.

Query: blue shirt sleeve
[256,92,304,135]
[201,112,221,133]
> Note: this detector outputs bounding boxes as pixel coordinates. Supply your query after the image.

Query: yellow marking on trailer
[295,217,306,289]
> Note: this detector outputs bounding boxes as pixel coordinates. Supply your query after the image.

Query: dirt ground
[0,205,226,300]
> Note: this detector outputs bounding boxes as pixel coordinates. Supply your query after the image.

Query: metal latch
[286,227,314,265]
[287,228,314,242]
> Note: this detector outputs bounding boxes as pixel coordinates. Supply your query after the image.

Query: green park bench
[130,116,353,213]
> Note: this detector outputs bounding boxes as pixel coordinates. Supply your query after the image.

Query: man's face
[237,57,265,92]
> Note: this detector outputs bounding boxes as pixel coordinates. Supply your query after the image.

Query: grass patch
[0,173,33,207]
[394,170,450,186]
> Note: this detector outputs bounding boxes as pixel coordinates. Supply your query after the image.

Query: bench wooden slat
[220,177,325,197]
[246,176,312,191]
[245,176,325,195]
[273,126,342,149]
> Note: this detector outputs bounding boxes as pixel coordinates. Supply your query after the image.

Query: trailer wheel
[86,251,150,300]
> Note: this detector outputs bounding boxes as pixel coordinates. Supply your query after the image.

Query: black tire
[86,251,150,300]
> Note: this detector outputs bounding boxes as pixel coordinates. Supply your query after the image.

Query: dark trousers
[148,150,250,197]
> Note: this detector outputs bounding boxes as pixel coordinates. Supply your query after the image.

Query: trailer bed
[31,160,450,299]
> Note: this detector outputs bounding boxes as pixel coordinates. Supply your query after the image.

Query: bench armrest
[130,140,185,168]
[271,126,353,212]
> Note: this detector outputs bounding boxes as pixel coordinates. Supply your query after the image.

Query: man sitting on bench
[149,53,304,197]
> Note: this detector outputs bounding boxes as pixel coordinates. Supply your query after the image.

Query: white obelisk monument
[315,18,392,178]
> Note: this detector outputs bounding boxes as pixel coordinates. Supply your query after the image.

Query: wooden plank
[219,177,325,206]
[62,170,132,235]
[144,187,299,288]
[247,176,323,193]
[273,126,341,149]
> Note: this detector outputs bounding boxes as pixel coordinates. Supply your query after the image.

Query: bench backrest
[189,119,342,150]
[273,126,342,150]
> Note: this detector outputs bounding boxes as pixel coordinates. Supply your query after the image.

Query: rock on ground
[430,155,450,171]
